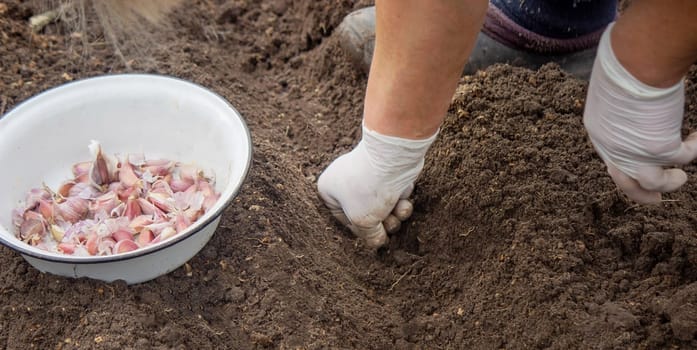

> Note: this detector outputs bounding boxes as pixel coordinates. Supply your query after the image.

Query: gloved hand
[317,124,437,248]
[583,23,697,204]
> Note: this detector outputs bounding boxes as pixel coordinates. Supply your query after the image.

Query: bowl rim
[0,73,253,264]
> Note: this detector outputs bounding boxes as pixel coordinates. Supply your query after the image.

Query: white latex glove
[317,124,437,248]
[583,23,697,204]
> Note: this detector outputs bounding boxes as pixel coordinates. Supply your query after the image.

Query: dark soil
[2,1,697,349]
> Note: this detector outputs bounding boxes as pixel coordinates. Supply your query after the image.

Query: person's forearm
[612,0,697,88]
[364,0,487,139]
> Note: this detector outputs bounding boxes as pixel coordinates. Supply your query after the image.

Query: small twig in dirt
[29,5,65,33]
[388,260,422,292]
[624,199,680,213]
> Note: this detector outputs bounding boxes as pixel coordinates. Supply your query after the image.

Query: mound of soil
[2,0,697,349]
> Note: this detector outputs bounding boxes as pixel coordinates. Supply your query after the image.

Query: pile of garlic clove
[12,141,220,256]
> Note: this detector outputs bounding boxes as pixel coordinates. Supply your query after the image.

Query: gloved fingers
[348,222,388,248]
[606,163,661,204]
[384,200,414,234]
[392,199,413,221]
[383,214,401,234]
[635,166,687,193]
[668,132,697,164]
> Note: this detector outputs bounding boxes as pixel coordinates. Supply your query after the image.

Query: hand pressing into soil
[317,125,435,248]
[584,2,697,204]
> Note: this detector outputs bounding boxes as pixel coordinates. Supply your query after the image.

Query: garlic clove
[50,224,65,242]
[97,237,116,256]
[89,191,121,217]
[57,181,75,198]
[124,197,142,220]
[85,232,99,255]
[20,218,45,242]
[112,229,134,242]
[158,226,177,241]
[174,214,192,233]
[119,158,141,188]
[114,239,139,254]
[57,243,76,254]
[56,197,89,224]
[147,192,175,214]
[129,215,154,232]
[136,229,154,246]
[38,199,55,222]
[72,161,92,177]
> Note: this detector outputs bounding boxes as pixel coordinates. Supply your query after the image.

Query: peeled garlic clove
[85,232,99,255]
[112,229,134,242]
[136,229,154,246]
[50,224,65,242]
[57,243,76,254]
[158,226,177,241]
[114,239,139,254]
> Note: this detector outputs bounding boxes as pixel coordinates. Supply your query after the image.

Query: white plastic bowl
[0,74,252,284]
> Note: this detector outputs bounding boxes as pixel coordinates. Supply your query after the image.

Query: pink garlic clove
[119,159,141,188]
[169,177,194,193]
[38,199,55,222]
[57,181,75,198]
[129,215,154,232]
[68,182,101,199]
[142,159,174,177]
[24,188,51,211]
[150,179,174,196]
[89,191,121,217]
[136,229,154,246]
[183,207,203,222]
[72,161,92,177]
[57,243,76,254]
[138,198,167,219]
[87,140,118,187]
[114,239,139,254]
[174,214,192,233]
[20,218,45,243]
[176,164,203,182]
[56,197,89,223]
[97,237,116,256]
[85,232,99,255]
[117,185,142,201]
[124,197,142,220]
[147,192,175,214]
[112,229,134,242]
